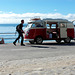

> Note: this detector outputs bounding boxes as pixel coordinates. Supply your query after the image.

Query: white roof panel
[43,18,69,23]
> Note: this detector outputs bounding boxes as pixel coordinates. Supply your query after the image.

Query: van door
[60,23,67,38]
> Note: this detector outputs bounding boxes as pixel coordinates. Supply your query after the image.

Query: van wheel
[56,40,61,43]
[36,37,43,44]
[29,41,34,44]
[64,37,71,43]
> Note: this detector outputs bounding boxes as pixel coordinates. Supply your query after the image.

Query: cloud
[0,12,75,24]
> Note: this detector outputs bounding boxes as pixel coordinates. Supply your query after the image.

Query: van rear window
[51,24,56,29]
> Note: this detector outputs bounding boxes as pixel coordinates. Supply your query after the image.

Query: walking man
[13,20,25,46]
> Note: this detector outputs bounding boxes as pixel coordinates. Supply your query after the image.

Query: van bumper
[24,39,34,41]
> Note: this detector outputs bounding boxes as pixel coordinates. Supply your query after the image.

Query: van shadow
[31,45,57,49]
[42,42,75,46]
[26,41,75,49]
[31,45,49,48]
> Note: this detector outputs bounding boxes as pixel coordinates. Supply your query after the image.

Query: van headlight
[26,30,30,36]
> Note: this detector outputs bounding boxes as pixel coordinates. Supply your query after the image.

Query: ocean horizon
[0,24,27,43]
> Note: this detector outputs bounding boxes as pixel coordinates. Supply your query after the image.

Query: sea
[0,24,27,43]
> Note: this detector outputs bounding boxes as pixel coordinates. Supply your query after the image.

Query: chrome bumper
[24,39,34,41]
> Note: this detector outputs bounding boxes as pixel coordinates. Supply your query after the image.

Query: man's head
[21,20,24,24]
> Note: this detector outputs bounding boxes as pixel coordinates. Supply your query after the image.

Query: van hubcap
[64,37,70,43]
[36,37,43,44]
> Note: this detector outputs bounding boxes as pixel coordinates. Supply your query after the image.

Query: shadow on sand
[26,41,75,49]
[42,42,75,46]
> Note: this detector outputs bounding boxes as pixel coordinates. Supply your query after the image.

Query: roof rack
[43,18,69,22]
[30,16,41,21]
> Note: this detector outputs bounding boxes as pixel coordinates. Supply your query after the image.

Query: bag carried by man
[16,24,24,33]
[16,25,20,31]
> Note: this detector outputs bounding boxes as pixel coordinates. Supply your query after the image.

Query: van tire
[56,40,61,43]
[35,37,43,44]
[64,37,71,43]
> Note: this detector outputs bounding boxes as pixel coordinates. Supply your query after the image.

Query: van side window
[60,23,66,28]
[46,24,50,29]
[51,24,56,29]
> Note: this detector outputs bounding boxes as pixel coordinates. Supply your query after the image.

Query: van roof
[43,18,71,23]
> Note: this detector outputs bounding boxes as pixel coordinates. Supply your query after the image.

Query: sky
[0,0,75,24]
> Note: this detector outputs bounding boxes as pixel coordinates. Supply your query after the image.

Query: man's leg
[13,32,20,45]
[20,33,25,46]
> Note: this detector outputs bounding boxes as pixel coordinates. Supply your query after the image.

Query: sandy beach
[0,55,75,75]
[0,41,75,75]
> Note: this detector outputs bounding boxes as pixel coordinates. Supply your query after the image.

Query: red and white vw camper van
[24,18,75,44]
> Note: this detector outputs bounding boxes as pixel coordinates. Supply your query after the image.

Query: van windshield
[27,23,43,28]
[27,24,32,28]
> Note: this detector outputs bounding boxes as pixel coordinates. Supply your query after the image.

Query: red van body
[24,18,75,44]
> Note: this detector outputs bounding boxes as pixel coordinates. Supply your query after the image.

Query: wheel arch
[34,35,43,42]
